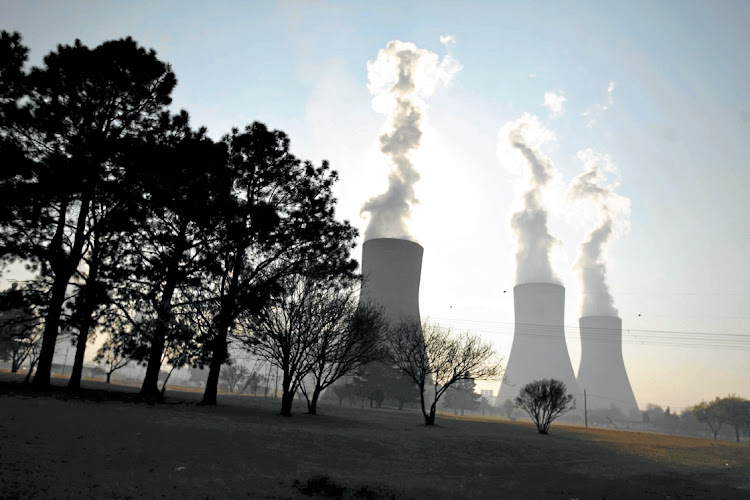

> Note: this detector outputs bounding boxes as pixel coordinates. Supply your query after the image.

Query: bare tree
[220,364,249,393]
[299,296,387,415]
[236,357,266,394]
[89,365,106,380]
[386,320,503,425]
[94,335,131,383]
[236,275,323,416]
[500,398,515,420]
[0,284,44,374]
[239,370,266,395]
[514,379,574,434]
[236,275,385,416]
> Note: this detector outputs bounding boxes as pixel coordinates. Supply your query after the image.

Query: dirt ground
[1,374,748,499]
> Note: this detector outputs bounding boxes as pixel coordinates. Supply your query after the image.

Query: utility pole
[584,389,588,429]
[265,362,272,397]
[61,344,70,377]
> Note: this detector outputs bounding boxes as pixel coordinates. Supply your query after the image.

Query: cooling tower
[357,238,423,324]
[496,283,581,406]
[576,316,638,413]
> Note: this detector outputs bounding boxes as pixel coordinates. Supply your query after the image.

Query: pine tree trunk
[160,366,175,397]
[67,331,88,391]
[140,230,185,401]
[33,272,68,387]
[141,221,188,400]
[202,305,233,405]
[201,241,243,406]
[36,192,91,387]
[201,342,224,406]
[140,315,168,401]
[68,234,101,391]
[11,353,21,373]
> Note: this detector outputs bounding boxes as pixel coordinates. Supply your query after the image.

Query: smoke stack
[497,283,581,405]
[576,316,638,413]
[357,238,423,324]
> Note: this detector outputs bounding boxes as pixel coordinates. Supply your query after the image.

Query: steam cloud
[567,149,631,317]
[543,91,567,117]
[361,38,460,241]
[500,114,562,285]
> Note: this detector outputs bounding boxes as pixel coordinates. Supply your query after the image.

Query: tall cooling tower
[357,238,423,324]
[576,316,638,413]
[496,283,581,405]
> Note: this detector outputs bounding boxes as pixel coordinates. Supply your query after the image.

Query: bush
[514,378,574,434]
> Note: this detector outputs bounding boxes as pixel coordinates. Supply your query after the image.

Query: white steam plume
[543,91,567,117]
[499,114,561,285]
[361,38,460,241]
[567,149,631,317]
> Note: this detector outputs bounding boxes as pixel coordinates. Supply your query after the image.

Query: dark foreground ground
[1,374,748,499]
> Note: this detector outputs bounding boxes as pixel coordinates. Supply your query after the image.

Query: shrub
[515,378,574,434]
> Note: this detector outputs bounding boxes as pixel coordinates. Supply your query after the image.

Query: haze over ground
[1,0,749,410]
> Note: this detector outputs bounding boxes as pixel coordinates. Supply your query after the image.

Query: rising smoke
[567,149,630,317]
[499,114,561,285]
[360,38,460,241]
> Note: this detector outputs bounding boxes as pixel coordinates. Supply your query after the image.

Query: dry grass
[1,374,749,499]
[445,411,749,475]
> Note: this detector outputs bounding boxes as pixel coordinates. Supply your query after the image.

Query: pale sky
[2,0,749,411]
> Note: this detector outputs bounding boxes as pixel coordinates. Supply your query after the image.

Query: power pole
[584,389,588,429]
[61,344,70,377]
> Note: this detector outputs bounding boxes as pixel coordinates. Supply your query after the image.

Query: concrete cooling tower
[357,238,423,324]
[496,283,581,405]
[576,316,638,413]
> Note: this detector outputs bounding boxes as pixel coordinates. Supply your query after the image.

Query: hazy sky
[2,0,749,410]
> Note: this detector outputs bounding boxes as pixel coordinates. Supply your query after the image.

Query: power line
[424,316,750,350]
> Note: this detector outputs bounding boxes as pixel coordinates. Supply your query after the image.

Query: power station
[357,238,423,325]
[576,315,638,413]
[358,239,638,417]
[356,237,423,398]
[496,283,581,405]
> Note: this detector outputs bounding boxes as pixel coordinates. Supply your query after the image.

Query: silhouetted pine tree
[112,111,228,400]
[200,122,358,406]
[0,34,176,386]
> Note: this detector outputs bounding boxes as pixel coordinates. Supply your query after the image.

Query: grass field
[1,373,748,499]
